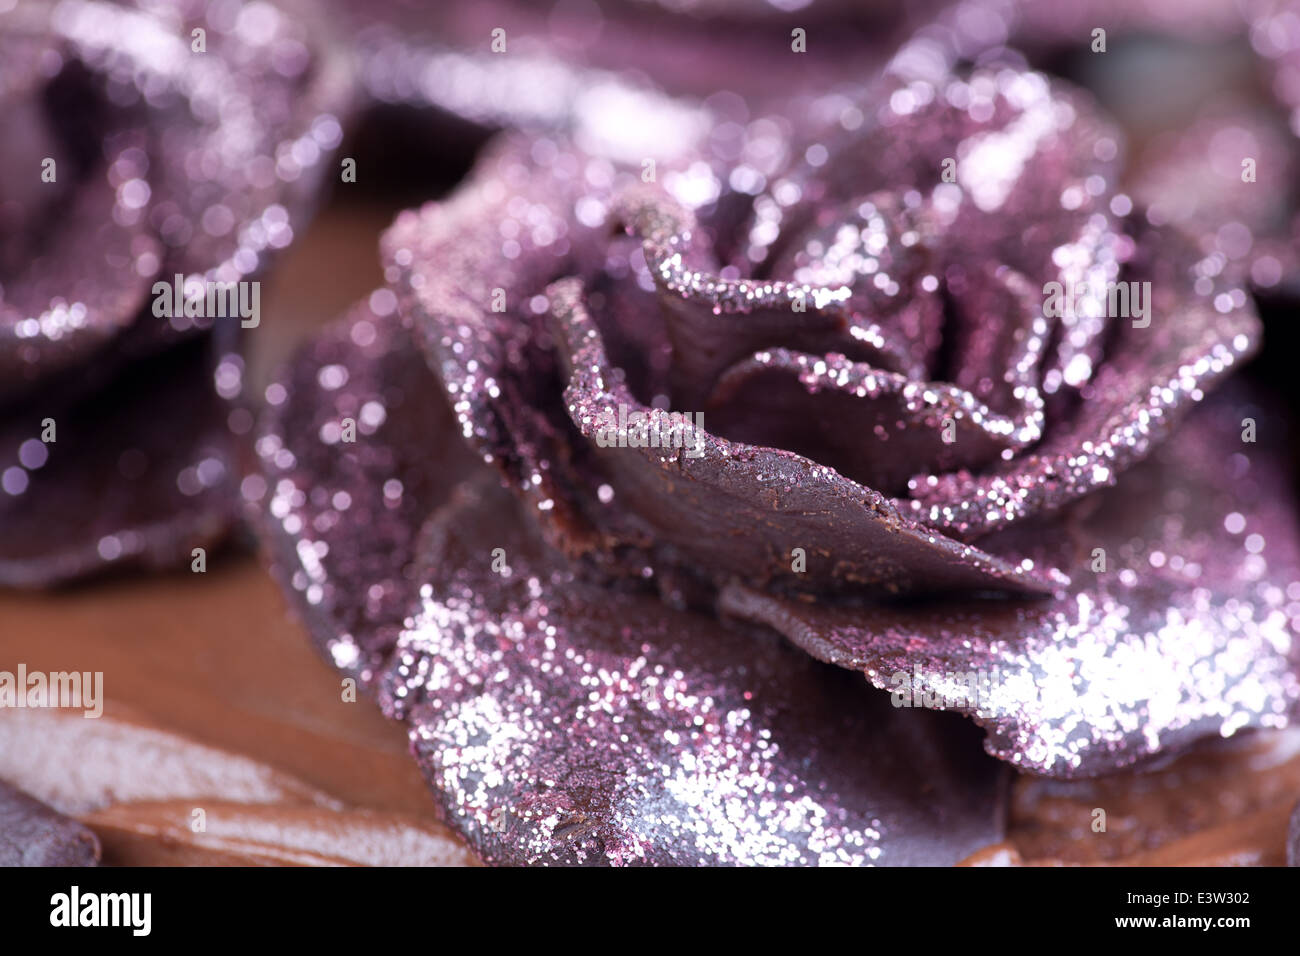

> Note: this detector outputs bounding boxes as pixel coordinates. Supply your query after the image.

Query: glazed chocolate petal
[793,68,1124,390]
[720,395,1300,777]
[902,222,1261,538]
[256,303,1008,866]
[945,264,1049,427]
[84,800,470,867]
[382,135,612,549]
[252,298,482,685]
[551,278,1061,597]
[0,780,100,867]
[765,190,943,377]
[380,474,1006,866]
[619,188,913,407]
[0,339,236,587]
[0,156,161,400]
[706,348,1037,496]
[0,708,338,817]
[0,709,472,866]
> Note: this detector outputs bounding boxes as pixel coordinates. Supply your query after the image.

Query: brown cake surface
[0,556,473,866]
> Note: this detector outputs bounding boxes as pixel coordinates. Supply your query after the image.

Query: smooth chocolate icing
[961,729,1300,866]
[0,708,472,867]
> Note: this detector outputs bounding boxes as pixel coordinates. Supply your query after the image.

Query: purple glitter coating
[250,297,482,684]
[0,0,352,584]
[721,394,1300,776]
[1289,801,1300,866]
[243,0,1300,864]
[368,44,1299,783]
[256,305,1008,865]
[0,780,100,867]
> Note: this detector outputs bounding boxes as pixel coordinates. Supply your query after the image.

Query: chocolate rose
[0,0,349,584]
[240,0,1300,865]
[255,296,1009,865]
[253,52,1300,866]
[379,57,1299,771]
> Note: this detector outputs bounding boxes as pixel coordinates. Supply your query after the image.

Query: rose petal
[903,221,1261,537]
[551,277,1061,597]
[255,305,1010,866]
[383,137,629,578]
[0,339,236,587]
[252,299,483,684]
[383,473,1008,866]
[744,68,1126,392]
[944,264,1049,426]
[720,393,1300,776]
[706,346,1037,495]
[0,0,352,586]
[44,0,353,283]
[0,781,100,867]
[749,189,944,379]
[618,187,913,407]
[1,157,161,401]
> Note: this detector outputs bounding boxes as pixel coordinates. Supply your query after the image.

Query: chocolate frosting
[0,708,473,867]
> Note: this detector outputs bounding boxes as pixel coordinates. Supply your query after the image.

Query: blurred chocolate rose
[0,0,350,584]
